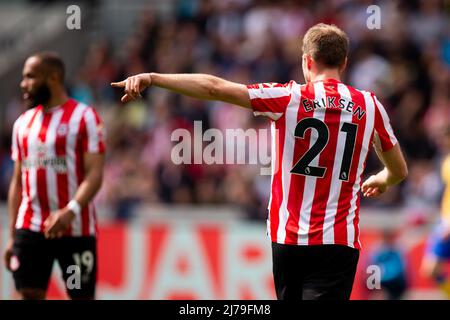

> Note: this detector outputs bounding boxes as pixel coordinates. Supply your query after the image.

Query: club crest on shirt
[57,124,68,136]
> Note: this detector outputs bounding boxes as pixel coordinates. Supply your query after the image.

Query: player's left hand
[43,208,76,239]
[361,174,387,197]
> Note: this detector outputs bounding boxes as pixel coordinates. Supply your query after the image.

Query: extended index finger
[111,80,126,88]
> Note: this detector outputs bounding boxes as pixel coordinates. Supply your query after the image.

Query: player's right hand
[361,175,387,197]
[3,238,14,272]
[111,73,152,103]
[44,208,75,239]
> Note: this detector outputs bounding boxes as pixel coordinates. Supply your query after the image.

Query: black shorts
[272,242,359,300]
[11,229,97,299]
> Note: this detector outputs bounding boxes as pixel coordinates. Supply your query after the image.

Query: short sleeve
[11,118,22,161]
[82,107,105,154]
[246,81,294,121]
[372,95,398,152]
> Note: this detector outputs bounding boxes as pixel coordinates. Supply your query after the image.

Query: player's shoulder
[341,84,386,111]
[279,80,298,89]
[299,81,374,96]
[342,82,377,98]
[248,80,298,90]
[70,98,90,112]
[14,106,40,127]
[70,98,101,117]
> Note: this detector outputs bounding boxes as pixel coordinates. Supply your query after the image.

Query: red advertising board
[0,221,446,299]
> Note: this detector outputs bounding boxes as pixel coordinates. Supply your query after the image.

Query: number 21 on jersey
[290,117,358,181]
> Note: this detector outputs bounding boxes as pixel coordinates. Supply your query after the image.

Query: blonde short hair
[302,23,349,68]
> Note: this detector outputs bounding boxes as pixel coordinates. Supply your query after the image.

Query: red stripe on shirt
[284,83,313,244]
[92,108,106,152]
[269,117,286,240]
[372,95,395,151]
[36,112,52,232]
[21,107,41,230]
[55,99,78,235]
[251,96,291,114]
[333,87,367,248]
[353,129,374,248]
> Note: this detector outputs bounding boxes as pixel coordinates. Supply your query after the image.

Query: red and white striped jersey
[11,98,105,236]
[247,79,397,249]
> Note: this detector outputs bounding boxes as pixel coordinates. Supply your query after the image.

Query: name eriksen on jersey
[302,97,366,120]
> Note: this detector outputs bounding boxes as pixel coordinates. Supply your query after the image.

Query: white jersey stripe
[321,84,353,244]
[15,110,38,229]
[276,83,301,242]
[16,173,27,229]
[374,96,398,147]
[248,85,291,99]
[16,175,27,227]
[83,105,100,235]
[11,116,22,161]
[45,109,64,213]
[253,111,283,121]
[266,121,277,236]
[85,108,100,153]
[297,82,327,245]
[347,91,375,248]
[27,110,44,232]
[66,103,88,236]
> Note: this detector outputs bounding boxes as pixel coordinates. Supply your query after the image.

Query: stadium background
[0,0,449,299]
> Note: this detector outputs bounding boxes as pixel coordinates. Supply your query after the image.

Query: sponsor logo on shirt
[22,156,68,172]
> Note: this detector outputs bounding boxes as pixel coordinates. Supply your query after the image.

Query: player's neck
[43,91,69,111]
[310,70,341,83]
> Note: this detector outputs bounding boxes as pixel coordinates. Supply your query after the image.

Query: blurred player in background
[369,229,408,299]
[3,52,105,300]
[421,125,450,298]
[111,23,408,300]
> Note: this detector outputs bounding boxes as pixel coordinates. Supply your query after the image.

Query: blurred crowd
[0,0,449,222]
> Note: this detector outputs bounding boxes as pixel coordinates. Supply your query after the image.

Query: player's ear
[45,68,63,86]
[340,57,348,73]
[309,57,315,71]
[45,71,56,86]
[304,54,313,70]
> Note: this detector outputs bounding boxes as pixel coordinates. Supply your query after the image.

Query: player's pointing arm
[111,73,251,108]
